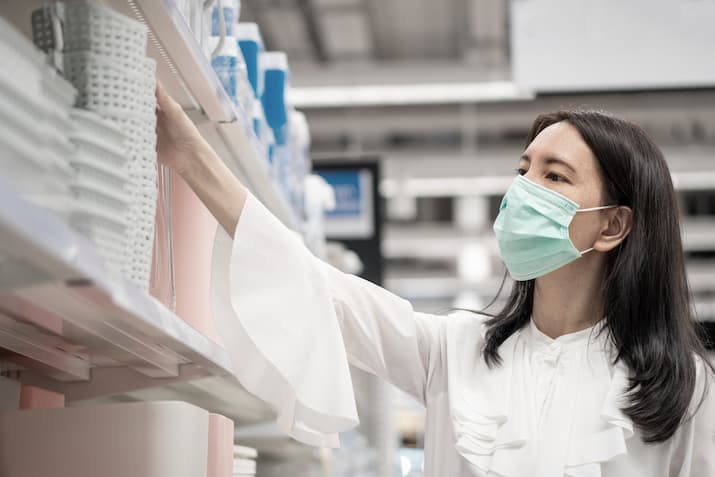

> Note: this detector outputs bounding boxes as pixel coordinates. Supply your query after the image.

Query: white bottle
[209,35,239,106]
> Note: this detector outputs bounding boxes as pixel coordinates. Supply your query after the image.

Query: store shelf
[0,179,274,423]
[108,0,300,230]
[234,422,322,460]
[682,218,715,252]
[0,0,299,228]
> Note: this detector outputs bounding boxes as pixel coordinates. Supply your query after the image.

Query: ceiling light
[289,81,534,108]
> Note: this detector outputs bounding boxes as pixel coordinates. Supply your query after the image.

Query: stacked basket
[68,108,130,275]
[32,2,159,289]
[0,14,76,217]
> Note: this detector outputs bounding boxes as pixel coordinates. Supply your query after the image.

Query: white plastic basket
[71,150,128,189]
[71,128,127,163]
[43,149,75,194]
[74,223,126,259]
[112,115,157,148]
[62,51,156,117]
[41,65,77,107]
[71,162,127,192]
[0,22,45,99]
[126,188,157,223]
[0,127,52,195]
[41,67,77,139]
[128,156,158,178]
[71,202,129,274]
[31,3,147,67]
[24,194,77,221]
[0,84,64,164]
[70,183,129,217]
[70,108,127,148]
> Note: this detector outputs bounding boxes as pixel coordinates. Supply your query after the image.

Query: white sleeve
[210,193,446,447]
[672,358,715,476]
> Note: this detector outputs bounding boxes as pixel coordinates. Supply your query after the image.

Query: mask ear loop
[576,204,619,213]
[575,205,620,254]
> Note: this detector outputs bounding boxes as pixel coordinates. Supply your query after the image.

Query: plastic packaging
[170,170,222,344]
[150,164,176,311]
[260,52,291,204]
[259,52,289,146]
[187,0,208,53]
[289,110,311,218]
[211,0,241,36]
[235,23,264,98]
[209,35,239,105]
[235,58,254,117]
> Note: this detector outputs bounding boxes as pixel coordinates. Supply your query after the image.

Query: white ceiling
[241,0,509,68]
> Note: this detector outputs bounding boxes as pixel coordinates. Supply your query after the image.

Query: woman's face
[517,121,612,252]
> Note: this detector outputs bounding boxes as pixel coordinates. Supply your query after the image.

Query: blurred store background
[0,1,713,476]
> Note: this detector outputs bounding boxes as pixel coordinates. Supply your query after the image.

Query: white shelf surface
[110,0,299,230]
[0,180,274,424]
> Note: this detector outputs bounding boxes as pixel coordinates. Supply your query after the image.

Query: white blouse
[210,192,715,477]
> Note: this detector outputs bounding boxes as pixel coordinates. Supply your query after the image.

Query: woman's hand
[155,81,209,176]
[154,81,248,236]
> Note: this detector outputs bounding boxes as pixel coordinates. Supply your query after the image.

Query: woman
[155,85,714,476]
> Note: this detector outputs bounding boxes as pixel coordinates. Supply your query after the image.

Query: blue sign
[317,169,374,239]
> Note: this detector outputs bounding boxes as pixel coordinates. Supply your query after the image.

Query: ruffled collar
[525,318,608,353]
[450,318,634,477]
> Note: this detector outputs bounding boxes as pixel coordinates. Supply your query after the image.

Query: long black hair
[472,110,713,443]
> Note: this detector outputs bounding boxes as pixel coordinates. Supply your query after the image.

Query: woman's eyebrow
[520,153,577,174]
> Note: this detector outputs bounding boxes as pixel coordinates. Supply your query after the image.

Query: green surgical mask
[493,175,618,281]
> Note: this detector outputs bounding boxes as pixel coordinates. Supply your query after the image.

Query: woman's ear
[594,206,633,252]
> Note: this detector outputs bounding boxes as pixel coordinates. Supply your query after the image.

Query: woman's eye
[515,168,527,176]
[546,172,565,182]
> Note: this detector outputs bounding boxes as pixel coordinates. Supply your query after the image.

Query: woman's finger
[155,80,178,114]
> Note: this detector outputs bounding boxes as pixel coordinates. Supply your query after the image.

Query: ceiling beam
[295,0,329,62]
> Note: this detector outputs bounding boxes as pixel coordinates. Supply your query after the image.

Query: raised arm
[156,82,247,237]
[156,84,449,446]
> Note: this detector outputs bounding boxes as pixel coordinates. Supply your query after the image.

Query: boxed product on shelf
[0,401,215,477]
[208,413,235,477]
[18,385,64,410]
[0,376,20,412]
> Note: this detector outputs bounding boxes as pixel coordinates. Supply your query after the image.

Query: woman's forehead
[524,122,597,171]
